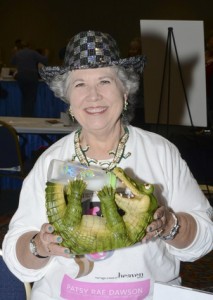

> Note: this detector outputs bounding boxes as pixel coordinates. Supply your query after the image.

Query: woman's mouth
[85,106,107,114]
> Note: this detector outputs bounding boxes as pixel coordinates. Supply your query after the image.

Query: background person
[11,38,23,54]
[11,41,48,117]
[3,30,213,300]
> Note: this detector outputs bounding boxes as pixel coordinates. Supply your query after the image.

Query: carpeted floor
[179,186,213,292]
[180,251,213,292]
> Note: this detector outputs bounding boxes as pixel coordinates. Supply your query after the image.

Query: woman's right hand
[32,223,72,258]
[16,224,73,269]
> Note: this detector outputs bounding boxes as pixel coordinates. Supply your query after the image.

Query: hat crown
[64,30,120,69]
[39,30,146,85]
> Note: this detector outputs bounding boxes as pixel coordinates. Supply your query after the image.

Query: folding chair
[0,120,34,214]
[0,120,31,179]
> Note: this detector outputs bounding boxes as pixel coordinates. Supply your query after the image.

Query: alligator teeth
[125,188,134,197]
[118,191,134,198]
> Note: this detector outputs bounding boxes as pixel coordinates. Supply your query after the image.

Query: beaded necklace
[72,127,131,171]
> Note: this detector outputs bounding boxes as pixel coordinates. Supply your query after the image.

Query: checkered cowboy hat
[39,30,146,83]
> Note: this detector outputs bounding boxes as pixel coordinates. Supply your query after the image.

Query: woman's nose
[87,86,101,101]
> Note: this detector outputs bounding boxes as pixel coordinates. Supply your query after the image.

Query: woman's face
[67,67,126,132]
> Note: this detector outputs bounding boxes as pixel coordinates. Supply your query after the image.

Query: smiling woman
[2,30,213,300]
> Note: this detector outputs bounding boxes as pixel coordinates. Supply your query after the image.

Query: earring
[124,98,128,111]
[69,106,75,122]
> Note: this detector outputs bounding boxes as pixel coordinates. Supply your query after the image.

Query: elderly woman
[3,31,213,300]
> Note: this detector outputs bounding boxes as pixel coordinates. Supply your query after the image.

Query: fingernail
[48,226,54,232]
[57,236,62,243]
[64,248,70,254]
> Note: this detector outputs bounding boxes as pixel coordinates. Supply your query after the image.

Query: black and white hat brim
[39,55,146,83]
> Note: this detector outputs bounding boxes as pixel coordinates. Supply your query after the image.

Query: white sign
[140,20,207,127]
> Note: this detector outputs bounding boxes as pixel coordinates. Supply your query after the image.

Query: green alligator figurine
[45,167,158,255]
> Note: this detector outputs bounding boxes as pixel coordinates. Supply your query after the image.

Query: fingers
[47,241,73,258]
[141,206,170,243]
[35,223,73,258]
[153,206,166,221]
[40,223,58,244]
[40,223,54,235]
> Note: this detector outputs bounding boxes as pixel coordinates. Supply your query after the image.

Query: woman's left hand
[141,206,175,243]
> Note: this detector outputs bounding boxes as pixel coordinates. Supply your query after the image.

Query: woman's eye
[100,80,110,85]
[75,82,84,88]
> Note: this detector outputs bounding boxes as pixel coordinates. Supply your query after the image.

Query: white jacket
[3,126,213,300]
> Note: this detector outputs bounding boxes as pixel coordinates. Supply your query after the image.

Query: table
[0,116,79,190]
[0,116,79,157]
[0,79,68,117]
[0,116,77,134]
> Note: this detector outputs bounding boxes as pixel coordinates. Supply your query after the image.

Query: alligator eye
[144,183,151,189]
